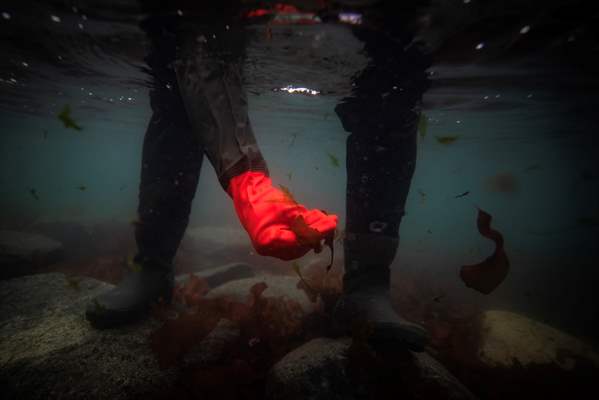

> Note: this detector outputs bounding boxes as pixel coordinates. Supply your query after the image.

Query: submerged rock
[478,310,599,370]
[183,226,251,254]
[0,273,176,400]
[206,275,319,315]
[175,262,256,288]
[266,337,478,400]
[0,230,63,279]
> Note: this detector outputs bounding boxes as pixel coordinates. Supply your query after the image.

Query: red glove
[227,171,338,260]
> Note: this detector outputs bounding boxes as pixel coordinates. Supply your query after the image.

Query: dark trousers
[136,22,429,286]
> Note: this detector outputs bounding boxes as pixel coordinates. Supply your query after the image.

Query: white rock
[478,310,599,370]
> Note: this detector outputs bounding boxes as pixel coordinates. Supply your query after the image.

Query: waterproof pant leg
[335,29,430,292]
[173,25,268,193]
[135,43,203,266]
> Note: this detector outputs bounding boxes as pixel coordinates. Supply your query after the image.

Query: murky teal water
[1,0,597,348]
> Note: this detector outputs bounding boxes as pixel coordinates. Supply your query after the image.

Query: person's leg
[173,25,336,260]
[333,32,431,351]
[173,24,268,191]
[86,34,203,329]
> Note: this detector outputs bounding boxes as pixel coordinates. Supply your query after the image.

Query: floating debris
[475,42,485,50]
[520,25,531,34]
[57,105,82,131]
[50,15,61,23]
[460,208,510,294]
[2,12,11,20]
[418,114,428,139]
[29,188,39,200]
[289,132,298,148]
[484,172,519,194]
[417,189,426,204]
[327,152,340,167]
[454,191,470,199]
[435,135,459,145]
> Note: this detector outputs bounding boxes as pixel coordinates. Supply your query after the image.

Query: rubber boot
[85,256,174,329]
[332,233,429,352]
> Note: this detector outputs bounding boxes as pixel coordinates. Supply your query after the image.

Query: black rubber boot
[85,256,174,329]
[333,233,430,352]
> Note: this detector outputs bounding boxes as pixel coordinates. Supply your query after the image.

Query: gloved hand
[227,171,338,260]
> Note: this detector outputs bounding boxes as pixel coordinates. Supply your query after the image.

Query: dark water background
[1,0,598,390]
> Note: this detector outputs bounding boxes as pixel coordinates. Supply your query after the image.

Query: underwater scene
[1,0,598,399]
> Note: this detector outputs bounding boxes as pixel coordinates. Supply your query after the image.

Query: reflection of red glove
[227,171,338,260]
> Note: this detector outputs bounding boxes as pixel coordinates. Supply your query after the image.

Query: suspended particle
[520,25,530,34]
[21,61,29,67]
[475,42,485,50]
[177,9,183,16]
[51,15,61,23]
[2,12,11,20]
[78,23,84,30]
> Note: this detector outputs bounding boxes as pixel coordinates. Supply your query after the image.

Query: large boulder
[478,310,599,370]
[266,337,478,400]
[0,273,176,399]
[0,230,63,279]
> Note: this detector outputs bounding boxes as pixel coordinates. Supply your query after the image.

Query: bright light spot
[456,120,461,124]
[339,12,362,25]
[484,95,489,99]
[21,61,28,67]
[57,55,63,60]
[463,0,471,3]
[78,23,84,29]
[277,85,320,96]
[51,15,61,23]
[72,6,78,13]
[176,9,183,16]
[81,15,87,21]
[165,83,172,90]
[9,78,17,83]
[475,42,485,50]
[527,93,533,98]
[495,94,501,98]
[1,12,10,20]
[520,25,530,34]
[225,24,230,30]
